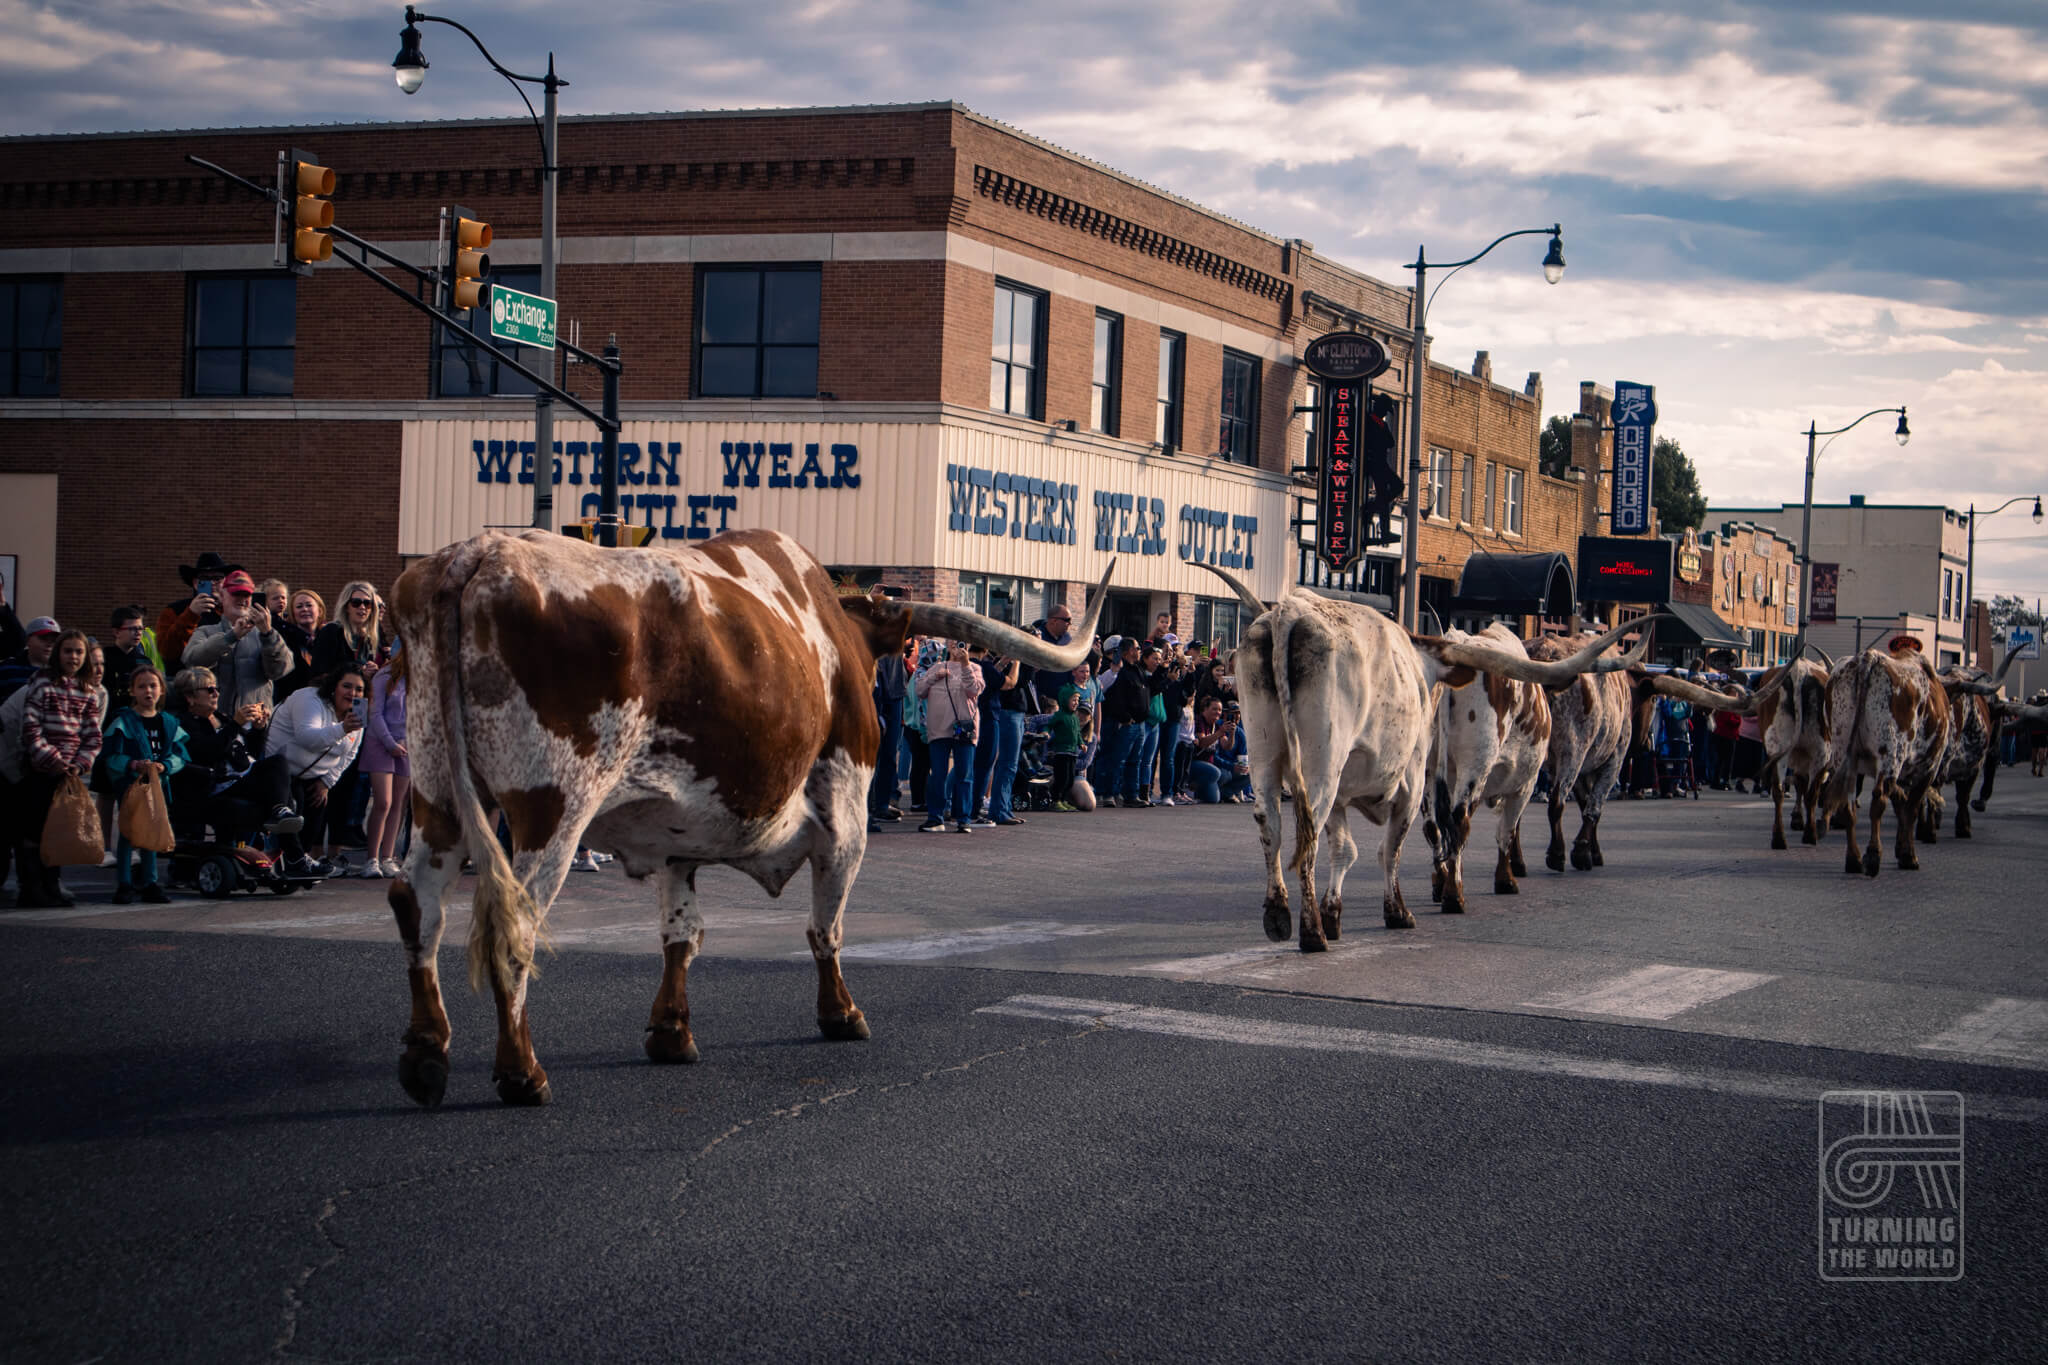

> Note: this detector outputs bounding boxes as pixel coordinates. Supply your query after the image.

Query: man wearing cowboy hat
[155,551,243,675]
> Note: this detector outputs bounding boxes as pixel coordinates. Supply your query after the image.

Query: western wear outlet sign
[400,418,1290,599]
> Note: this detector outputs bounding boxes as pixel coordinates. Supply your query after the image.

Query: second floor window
[1460,454,1475,524]
[1091,310,1122,435]
[1156,329,1185,453]
[1303,380,1321,466]
[699,265,821,398]
[1220,349,1260,464]
[990,280,1044,418]
[190,274,293,397]
[440,266,540,398]
[1482,462,1495,528]
[1,278,61,396]
[1503,468,1525,535]
[1427,448,1452,520]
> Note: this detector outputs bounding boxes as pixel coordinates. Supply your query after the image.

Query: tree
[1539,415,1572,478]
[1651,436,1707,531]
[1988,594,2044,633]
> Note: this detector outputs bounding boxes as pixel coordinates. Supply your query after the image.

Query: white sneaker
[99,850,119,868]
[591,850,615,864]
[357,858,386,880]
[572,851,601,872]
[381,858,404,878]
[1158,795,1175,807]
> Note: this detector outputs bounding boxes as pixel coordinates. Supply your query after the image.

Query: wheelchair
[165,785,327,899]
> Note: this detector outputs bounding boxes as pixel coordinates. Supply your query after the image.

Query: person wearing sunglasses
[309,580,387,684]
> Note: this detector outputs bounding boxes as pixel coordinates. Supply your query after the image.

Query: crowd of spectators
[870,605,1253,835]
[0,552,422,906]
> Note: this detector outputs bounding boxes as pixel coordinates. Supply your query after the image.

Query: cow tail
[1269,610,1309,801]
[427,541,542,998]
[1821,660,1868,817]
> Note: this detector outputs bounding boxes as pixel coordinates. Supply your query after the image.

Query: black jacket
[1102,664,1153,725]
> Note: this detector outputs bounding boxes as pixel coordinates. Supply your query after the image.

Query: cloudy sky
[6,0,2046,599]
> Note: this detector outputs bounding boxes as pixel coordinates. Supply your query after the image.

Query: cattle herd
[376,531,2039,1108]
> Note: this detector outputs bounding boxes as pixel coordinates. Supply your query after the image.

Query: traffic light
[448,205,492,311]
[287,149,333,275]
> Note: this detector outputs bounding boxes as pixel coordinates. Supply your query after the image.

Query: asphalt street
[2,775,2044,1361]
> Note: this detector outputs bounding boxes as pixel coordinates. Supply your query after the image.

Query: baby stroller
[1015,730,1058,812]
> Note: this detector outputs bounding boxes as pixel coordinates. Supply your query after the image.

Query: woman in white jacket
[267,667,366,859]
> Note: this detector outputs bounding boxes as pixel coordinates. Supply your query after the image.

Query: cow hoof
[398,1050,449,1109]
[1545,850,1565,873]
[1971,800,1987,813]
[1570,848,1594,872]
[1897,859,1919,872]
[1590,850,1604,868]
[1320,902,1342,940]
[1384,907,1416,930]
[1494,876,1518,896]
[1298,933,1328,954]
[1441,889,1465,915]
[493,1070,553,1107]
[1263,900,1292,943]
[1510,856,1528,879]
[818,1010,871,1042]
[1771,832,1787,851]
[1429,866,1445,903]
[644,1023,701,1064]
[1861,851,1881,879]
[1802,829,1819,846]
[1956,827,1972,839]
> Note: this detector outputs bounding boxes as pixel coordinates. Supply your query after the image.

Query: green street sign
[488,283,556,350]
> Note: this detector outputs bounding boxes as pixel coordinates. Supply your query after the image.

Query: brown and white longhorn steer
[1199,565,1652,951]
[1921,652,2019,842]
[385,528,1108,1107]
[1528,625,1662,874]
[1821,636,1953,878]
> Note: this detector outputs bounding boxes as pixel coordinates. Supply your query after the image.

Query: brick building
[1668,519,1799,667]
[1,101,1564,650]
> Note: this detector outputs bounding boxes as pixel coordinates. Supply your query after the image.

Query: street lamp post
[1401,225,1565,631]
[1794,406,1909,653]
[393,7,565,533]
[1964,493,2044,664]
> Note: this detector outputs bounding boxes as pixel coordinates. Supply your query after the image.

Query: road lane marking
[974,994,2048,1124]
[837,921,1122,962]
[1525,965,1776,1019]
[1136,947,1301,977]
[1921,998,2048,1067]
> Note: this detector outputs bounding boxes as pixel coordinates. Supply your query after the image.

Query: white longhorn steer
[1199,565,1654,951]
[1421,624,1552,914]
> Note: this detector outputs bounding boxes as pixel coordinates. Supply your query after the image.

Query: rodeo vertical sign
[1303,331,1392,573]
[1611,381,1656,535]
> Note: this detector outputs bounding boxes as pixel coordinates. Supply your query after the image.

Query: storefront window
[955,573,1046,626]
[1192,597,1255,652]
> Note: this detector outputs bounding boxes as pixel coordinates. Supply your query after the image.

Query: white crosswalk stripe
[1526,965,1776,1019]
[1921,998,2048,1068]
[974,994,2048,1124]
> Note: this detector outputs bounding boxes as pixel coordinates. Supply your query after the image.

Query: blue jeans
[1191,759,1252,803]
[986,709,1027,821]
[869,702,904,814]
[1092,720,1131,793]
[927,737,977,824]
[114,838,159,888]
[972,708,999,813]
[1123,721,1160,801]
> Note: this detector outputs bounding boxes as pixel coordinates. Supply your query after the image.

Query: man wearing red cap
[183,569,291,719]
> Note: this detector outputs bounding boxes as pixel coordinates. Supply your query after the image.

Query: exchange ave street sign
[489,283,557,350]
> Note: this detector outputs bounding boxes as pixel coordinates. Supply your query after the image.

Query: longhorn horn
[1194,561,1269,616]
[1800,640,1835,671]
[1948,646,2025,696]
[1651,671,1764,715]
[901,558,1116,673]
[1994,700,2048,725]
[1419,613,1670,691]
